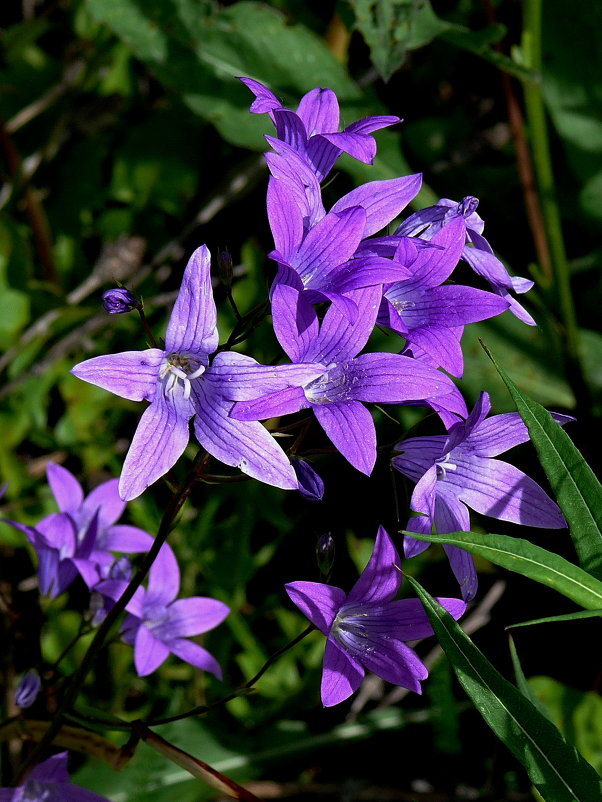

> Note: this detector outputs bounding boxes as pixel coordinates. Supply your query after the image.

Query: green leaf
[441,25,537,82]
[528,677,602,778]
[508,635,551,720]
[408,530,602,611]
[508,610,602,628]
[483,344,602,580]
[84,0,360,150]
[408,576,602,801]
[346,0,450,81]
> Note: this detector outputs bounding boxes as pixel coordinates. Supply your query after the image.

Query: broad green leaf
[529,676,602,777]
[484,345,602,579]
[408,530,602,610]
[408,577,602,801]
[84,0,360,150]
[346,0,450,81]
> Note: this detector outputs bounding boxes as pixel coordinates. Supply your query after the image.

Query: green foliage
[486,346,602,579]
[410,530,602,611]
[409,577,602,802]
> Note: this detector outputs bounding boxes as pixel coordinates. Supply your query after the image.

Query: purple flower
[268,185,415,321]
[72,246,324,499]
[376,217,511,376]
[15,670,41,709]
[239,78,400,181]
[0,751,110,802]
[102,287,137,314]
[3,464,153,596]
[232,284,463,475]
[392,391,571,600]
[395,196,536,325]
[286,526,466,706]
[100,543,229,677]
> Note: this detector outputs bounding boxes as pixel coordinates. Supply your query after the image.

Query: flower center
[391,299,416,313]
[160,354,205,400]
[435,453,457,481]
[330,602,391,657]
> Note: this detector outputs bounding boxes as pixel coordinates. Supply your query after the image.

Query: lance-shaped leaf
[407,576,602,802]
[484,344,602,580]
[408,530,602,611]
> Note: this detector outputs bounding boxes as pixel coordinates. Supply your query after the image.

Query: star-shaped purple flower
[267,175,416,321]
[72,246,324,499]
[101,542,229,677]
[239,77,400,181]
[2,463,152,597]
[0,751,110,802]
[376,218,511,376]
[392,391,571,600]
[286,526,466,706]
[232,284,464,475]
[395,196,536,325]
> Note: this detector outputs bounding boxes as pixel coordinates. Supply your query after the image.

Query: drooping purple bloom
[100,543,229,677]
[15,670,41,709]
[239,77,400,181]
[392,391,571,600]
[3,463,153,596]
[286,526,466,706]
[102,287,137,314]
[376,218,511,376]
[395,196,536,325]
[232,284,464,475]
[0,751,110,802]
[72,246,324,499]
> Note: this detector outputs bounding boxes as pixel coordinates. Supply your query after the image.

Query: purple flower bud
[15,670,41,708]
[458,195,479,217]
[316,533,335,577]
[102,287,137,314]
[292,459,324,501]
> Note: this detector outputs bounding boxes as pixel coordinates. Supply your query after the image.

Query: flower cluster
[3,464,228,679]
[2,78,568,740]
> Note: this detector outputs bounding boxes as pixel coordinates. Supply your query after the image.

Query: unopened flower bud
[102,287,137,314]
[458,196,479,218]
[292,458,324,501]
[316,533,335,577]
[217,250,233,288]
[15,669,41,708]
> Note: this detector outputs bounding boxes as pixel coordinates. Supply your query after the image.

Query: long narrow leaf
[408,576,602,801]
[483,342,602,579]
[508,610,602,628]
[407,530,602,610]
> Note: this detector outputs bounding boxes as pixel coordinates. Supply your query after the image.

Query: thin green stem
[522,0,580,362]
[146,624,314,726]
[136,304,159,348]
